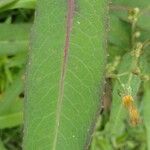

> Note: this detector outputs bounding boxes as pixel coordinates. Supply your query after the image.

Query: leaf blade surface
[24,0,108,149]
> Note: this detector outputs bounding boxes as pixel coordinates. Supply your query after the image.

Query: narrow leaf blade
[143,82,150,150]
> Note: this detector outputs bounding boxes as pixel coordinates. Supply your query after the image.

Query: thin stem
[127,73,133,87]
[117,77,125,90]
[124,20,135,93]
[143,40,150,49]
[131,21,136,49]
[118,72,129,77]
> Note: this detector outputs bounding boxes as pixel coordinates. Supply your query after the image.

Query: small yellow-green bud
[134,31,141,38]
[133,7,140,15]
[133,17,138,23]
[128,15,133,21]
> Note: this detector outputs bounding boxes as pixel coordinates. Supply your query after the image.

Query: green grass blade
[0,0,36,11]
[0,112,23,129]
[0,24,31,55]
[0,73,23,129]
[0,73,23,114]
[0,140,6,150]
[0,0,17,8]
[9,0,36,9]
[23,0,108,149]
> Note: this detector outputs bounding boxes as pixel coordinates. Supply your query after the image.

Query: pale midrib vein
[52,0,75,149]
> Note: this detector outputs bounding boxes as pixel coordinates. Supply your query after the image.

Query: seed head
[122,95,133,108]
[129,105,140,126]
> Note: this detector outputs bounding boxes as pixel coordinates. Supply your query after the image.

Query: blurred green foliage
[0,1,34,149]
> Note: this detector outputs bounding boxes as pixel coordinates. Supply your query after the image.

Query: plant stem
[127,73,133,87]
[131,21,136,49]
[118,72,129,77]
[127,20,136,90]
[117,77,125,90]
[143,40,150,49]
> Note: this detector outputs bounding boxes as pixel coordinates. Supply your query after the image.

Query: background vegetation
[0,0,149,150]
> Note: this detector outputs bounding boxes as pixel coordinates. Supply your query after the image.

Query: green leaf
[11,0,36,9]
[112,0,150,8]
[0,73,23,114]
[0,140,6,150]
[143,82,150,150]
[0,0,17,8]
[6,52,27,68]
[0,112,23,129]
[0,72,23,128]
[108,44,125,62]
[140,48,150,74]
[0,24,31,55]
[105,54,141,136]
[10,0,36,9]
[23,0,108,149]
[109,15,131,49]
[0,0,36,11]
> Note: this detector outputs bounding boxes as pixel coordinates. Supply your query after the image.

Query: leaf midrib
[52,0,75,149]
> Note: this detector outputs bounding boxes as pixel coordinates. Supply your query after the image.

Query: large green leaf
[0,24,31,55]
[23,0,108,149]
